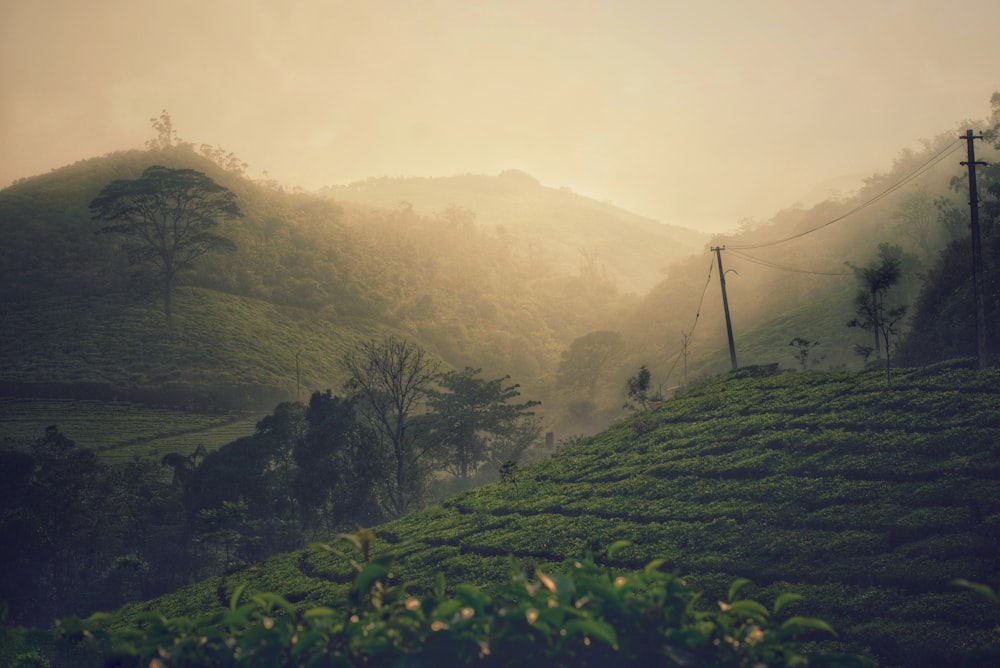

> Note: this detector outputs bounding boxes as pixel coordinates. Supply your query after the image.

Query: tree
[89,165,240,328]
[788,337,820,371]
[0,427,181,626]
[425,367,542,480]
[848,243,908,387]
[195,499,254,572]
[146,109,179,149]
[557,331,624,401]
[254,402,307,519]
[624,364,652,410]
[342,337,440,517]
[294,391,387,535]
[892,187,938,261]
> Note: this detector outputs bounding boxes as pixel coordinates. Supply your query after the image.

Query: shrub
[45,534,873,667]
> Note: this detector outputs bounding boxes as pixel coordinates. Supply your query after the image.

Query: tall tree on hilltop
[146,109,180,149]
[89,165,240,329]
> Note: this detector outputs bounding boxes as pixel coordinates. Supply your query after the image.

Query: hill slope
[0,147,692,429]
[114,364,1000,667]
[323,170,707,295]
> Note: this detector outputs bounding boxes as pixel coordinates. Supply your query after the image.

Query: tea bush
[43,535,872,667]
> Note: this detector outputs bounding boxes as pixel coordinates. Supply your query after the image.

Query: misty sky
[2,0,999,232]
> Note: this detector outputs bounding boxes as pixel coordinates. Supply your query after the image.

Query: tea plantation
[0,398,261,462]
[58,364,1000,666]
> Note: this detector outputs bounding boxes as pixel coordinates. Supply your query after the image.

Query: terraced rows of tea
[119,365,1000,667]
[0,398,261,461]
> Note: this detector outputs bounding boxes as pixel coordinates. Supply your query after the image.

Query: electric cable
[727,249,852,276]
[729,138,963,250]
[662,257,715,386]
[657,137,963,385]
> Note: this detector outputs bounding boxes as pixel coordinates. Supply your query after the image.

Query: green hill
[0,146,704,436]
[322,170,708,295]
[102,364,1000,667]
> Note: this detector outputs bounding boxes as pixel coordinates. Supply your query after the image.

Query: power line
[729,138,963,250]
[659,137,965,383]
[727,249,852,276]
[662,257,715,386]
[687,256,716,337]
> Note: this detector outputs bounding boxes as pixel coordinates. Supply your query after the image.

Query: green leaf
[230,583,248,612]
[781,615,838,637]
[354,563,389,596]
[724,599,769,620]
[607,540,632,559]
[952,579,1000,603]
[565,619,619,649]
[291,630,328,658]
[643,558,668,575]
[434,571,447,599]
[773,592,805,614]
[302,607,337,619]
[81,611,113,626]
[727,578,751,602]
[251,592,294,614]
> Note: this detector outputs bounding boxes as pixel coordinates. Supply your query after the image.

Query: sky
[2,0,999,232]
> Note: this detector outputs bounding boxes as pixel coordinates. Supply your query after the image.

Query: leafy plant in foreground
[45,534,872,667]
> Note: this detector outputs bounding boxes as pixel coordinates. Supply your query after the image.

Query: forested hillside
[322,170,707,295]
[0,144,692,425]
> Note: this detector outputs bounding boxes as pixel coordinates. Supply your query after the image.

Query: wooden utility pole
[295,350,302,402]
[961,130,988,369]
[712,246,738,371]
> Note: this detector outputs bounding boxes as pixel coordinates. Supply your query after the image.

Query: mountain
[321,170,708,296]
[86,363,1000,667]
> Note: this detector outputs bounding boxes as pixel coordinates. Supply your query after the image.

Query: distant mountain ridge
[322,170,708,295]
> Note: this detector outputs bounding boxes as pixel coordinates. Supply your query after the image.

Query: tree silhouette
[89,166,240,329]
[342,337,439,516]
[848,243,907,386]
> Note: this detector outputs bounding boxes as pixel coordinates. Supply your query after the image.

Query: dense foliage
[0,338,543,630]
[23,534,872,668]
[0,428,190,627]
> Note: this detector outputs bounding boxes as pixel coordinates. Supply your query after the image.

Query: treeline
[0,337,541,628]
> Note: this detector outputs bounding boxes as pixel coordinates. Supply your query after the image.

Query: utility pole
[295,350,301,402]
[712,246,738,371]
[961,129,988,369]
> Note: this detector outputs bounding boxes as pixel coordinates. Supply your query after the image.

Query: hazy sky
[2,0,998,232]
